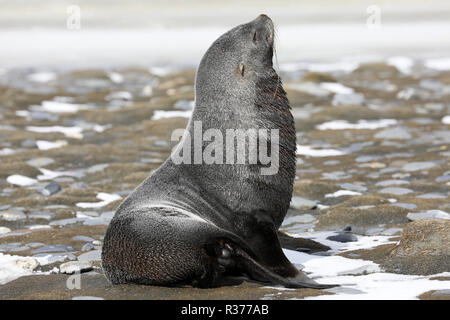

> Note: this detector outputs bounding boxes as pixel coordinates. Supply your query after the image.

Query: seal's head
[195,14,280,109]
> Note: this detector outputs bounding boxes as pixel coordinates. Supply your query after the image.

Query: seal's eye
[253,31,257,42]
[238,63,245,77]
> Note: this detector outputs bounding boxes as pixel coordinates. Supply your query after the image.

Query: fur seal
[102,14,335,289]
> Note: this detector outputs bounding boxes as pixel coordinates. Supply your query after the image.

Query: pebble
[28,211,56,220]
[26,242,45,248]
[332,93,365,106]
[337,264,380,276]
[6,175,37,187]
[21,139,37,148]
[81,243,95,251]
[16,257,40,271]
[375,180,410,187]
[0,209,26,221]
[365,228,385,236]
[49,218,86,226]
[31,244,75,254]
[290,196,317,209]
[326,228,358,242]
[431,289,450,297]
[0,227,11,234]
[380,228,403,236]
[407,210,450,221]
[72,235,95,242]
[59,261,93,274]
[401,161,436,172]
[375,127,413,140]
[77,250,101,262]
[378,187,413,195]
[417,193,446,199]
[392,203,417,210]
[83,218,109,226]
[26,157,55,168]
[339,183,367,192]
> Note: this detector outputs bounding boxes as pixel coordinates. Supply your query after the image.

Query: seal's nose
[254,14,274,45]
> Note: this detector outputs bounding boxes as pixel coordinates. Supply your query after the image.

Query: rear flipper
[217,241,337,290]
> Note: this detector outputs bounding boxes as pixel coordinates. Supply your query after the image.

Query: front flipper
[277,231,330,253]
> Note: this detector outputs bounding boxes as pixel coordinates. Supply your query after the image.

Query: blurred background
[1,0,450,69]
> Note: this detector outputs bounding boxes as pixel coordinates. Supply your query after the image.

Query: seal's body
[102,15,334,289]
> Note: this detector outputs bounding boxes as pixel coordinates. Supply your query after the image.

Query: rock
[374,127,412,140]
[283,213,316,225]
[15,257,40,271]
[21,139,37,148]
[28,211,56,220]
[72,235,95,242]
[31,244,75,254]
[77,250,101,262]
[290,196,317,209]
[417,193,446,199]
[401,161,436,172]
[385,219,450,275]
[49,218,86,226]
[339,183,367,192]
[0,227,11,234]
[332,93,365,106]
[431,289,450,297]
[407,210,450,221]
[375,180,410,187]
[392,203,417,210]
[41,182,62,196]
[81,243,95,251]
[380,228,403,236]
[0,209,26,221]
[327,231,358,243]
[59,261,93,274]
[337,264,380,276]
[378,187,413,195]
[25,157,55,168]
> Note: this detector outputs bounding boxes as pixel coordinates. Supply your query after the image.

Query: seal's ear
[238,63,245,77]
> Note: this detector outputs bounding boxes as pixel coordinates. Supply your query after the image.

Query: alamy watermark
[366,5,381,30]
[66,5,81,30]
[170,121,280,175]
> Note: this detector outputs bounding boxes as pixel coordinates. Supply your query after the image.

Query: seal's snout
[253,14,274,46]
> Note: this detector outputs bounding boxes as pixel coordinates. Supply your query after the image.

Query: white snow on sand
[319,82,354,94]
[6,174,37,186]
[37,168,84,181]
[387,56,414,74]
[76,192,122,208]
[26,72,56,83]
[151,110,193,120]
[0,253,34,285]
[442,115,450,124]
[296,145,346,157]
[425,57,450,71]
[36,101,92,114]
[26,126,84,139]
[325,190,362,198]
[316,119,397,130]
[280,61,359,74]
[36,140,68,150]
[278,232,450,300]
[0,148,16,156]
